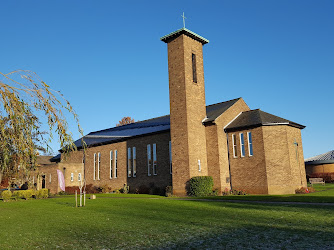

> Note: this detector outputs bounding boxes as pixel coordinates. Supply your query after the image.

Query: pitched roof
[160,28,209,45]
[225,109,305,132]
[37,156,55,165]
[71,98,241,149]
[305,150,334,165]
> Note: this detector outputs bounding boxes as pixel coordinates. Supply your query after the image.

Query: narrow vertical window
[169,141,172,174]
[110,150,113,179]
[133,147,136,177]
[114,150,118,178]
[128,147,132,177]
[240,133,245,157]
[93,153,96,180]
[49,174,52,183]
[98,152,101,180]
[198,160,201,171]
[248,132,253,156]
[147,144,151,176]
[192,53,197,83]
[71,173,74,182]
[78,173,81,182]
[232,134,237,158]
[153,143,157,175]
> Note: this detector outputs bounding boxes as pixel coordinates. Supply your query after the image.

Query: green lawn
[1,193,334,249]
[199,183,334,203]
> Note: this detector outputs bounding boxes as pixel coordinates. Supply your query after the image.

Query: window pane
[232,134,237,157]
[110,150,113,179]
[128,147,132,177]
[115,150,118,178]
[153,143,157,175]
[240,133,245,157]
[147,144,151,176]
[248,132,253,156]
[133,147,136,177]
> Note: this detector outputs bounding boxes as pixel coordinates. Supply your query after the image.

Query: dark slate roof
[50,154,61,163]
[70,98,241,150]
[225,109,305,132]
[160,28,209,45]
[305,150,334,165]
[204,98,241,123]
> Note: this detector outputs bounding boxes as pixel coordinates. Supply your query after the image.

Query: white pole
[75,190,78,208]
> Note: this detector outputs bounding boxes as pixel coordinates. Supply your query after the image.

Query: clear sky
[1,0,333,159]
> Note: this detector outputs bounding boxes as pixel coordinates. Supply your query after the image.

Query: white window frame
[240,133,245,157]
[247,131,253,156]
[97,152,101,180]
[133,147,136,177]
[153,143,157,175]
[128,147,132,177]
[93,153,96,180]
[114,150,118,178]
[110,150,113,179]
[232,134,237,158]
[147,144,151,176]
[71,173,74,182]
[169,141,172,174]
[198,159,201,172]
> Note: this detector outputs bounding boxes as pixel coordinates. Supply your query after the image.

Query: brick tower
[161,28,209,195]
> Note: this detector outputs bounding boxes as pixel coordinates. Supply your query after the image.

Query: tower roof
[160,28,209,44]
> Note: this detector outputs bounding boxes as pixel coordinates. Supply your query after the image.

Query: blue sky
[1,0,333,159]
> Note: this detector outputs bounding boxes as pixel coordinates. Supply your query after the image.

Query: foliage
[0,70,83,181]
[188,176,214,197]
[12,190,33,200]
[165,186,173,197]
[121,184,129,194]
[295,187,315,194]
[36,189,49,199]
[116,116,135,127]
[1,190,12,201]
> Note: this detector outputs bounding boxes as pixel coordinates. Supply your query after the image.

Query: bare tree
[116,116,135,127]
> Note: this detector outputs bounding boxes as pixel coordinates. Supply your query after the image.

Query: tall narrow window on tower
[192,53,197,83]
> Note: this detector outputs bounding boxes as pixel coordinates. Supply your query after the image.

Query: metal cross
[181,12,186,28]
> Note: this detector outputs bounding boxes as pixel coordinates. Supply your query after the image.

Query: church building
[40,27,307,195]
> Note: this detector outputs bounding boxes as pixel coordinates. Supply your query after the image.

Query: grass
[0,191,334,249]
[198,183,334,203]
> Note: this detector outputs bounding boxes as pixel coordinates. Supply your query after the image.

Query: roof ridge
[206,97,241,107]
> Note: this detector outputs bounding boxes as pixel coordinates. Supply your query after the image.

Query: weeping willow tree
[0,70,83,184]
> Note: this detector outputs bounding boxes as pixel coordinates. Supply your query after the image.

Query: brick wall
[263,125,306,194]
[60,132,172,194]
[209,98,250,193]
[167,34,208,196]
[228,127,268,194]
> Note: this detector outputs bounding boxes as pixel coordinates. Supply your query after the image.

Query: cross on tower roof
[181,12,186,28]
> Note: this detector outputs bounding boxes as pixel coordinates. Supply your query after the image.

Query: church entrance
[42,175,46,189]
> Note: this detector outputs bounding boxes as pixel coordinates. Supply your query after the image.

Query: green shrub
[1,190,12,201]
[165,186,173,197]
[188,176,214,197]
[121,184,129,194]
[35,189,49,199]
[16,190,33,200]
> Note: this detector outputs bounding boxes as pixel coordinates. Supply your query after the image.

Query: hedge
[1,190,12,201]
[188,176,214,197]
